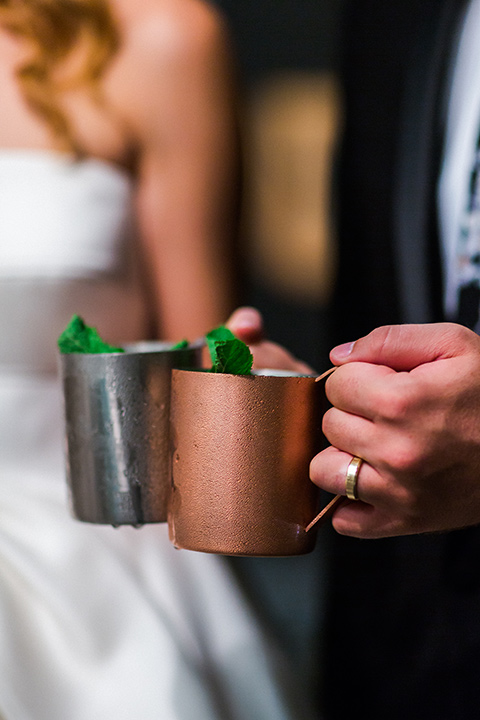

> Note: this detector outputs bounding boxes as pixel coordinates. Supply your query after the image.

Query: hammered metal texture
[60,343,201,526]
[168,370,326,556]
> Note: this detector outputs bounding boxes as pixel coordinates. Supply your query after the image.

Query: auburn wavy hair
[0,0,120,154]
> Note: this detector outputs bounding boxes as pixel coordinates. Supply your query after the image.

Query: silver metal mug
[60,342,202,526]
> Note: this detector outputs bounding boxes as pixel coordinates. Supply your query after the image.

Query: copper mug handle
[304,366,344,533]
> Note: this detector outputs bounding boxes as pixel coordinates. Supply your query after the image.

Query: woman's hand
[226,306,314,374]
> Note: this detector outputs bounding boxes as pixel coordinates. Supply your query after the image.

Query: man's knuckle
[385,437,422,473]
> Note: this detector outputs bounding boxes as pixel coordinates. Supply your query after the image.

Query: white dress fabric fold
[0,152,316,720]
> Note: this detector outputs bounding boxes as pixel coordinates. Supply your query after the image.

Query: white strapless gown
[0,151,317,720]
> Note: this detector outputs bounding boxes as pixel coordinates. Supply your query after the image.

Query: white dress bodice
[0,151,316,720]
[0,150,149,375]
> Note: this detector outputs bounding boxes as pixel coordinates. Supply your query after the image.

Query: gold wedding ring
[345,456,363,501]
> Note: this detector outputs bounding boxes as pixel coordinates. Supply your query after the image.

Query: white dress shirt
[438,0,480,319]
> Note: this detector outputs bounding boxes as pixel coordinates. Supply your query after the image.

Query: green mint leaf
[206,325,253,375]
[58,314,124,354]
[205,325,234,362]
[171,339,189,350]
[212,339,254,374]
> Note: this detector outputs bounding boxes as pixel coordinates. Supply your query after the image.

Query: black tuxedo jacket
[331,0,471,341]
[324,2,480,719]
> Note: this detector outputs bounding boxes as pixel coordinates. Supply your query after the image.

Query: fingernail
[331,341,355,359]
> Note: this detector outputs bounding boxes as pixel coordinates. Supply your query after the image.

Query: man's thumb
[329,323,472,371]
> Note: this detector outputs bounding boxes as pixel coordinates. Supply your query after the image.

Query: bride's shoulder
[114,0,229,64]
[105,0,233,143]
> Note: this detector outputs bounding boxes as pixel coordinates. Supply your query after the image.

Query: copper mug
[168,368,328,556]
[60,341,201,526]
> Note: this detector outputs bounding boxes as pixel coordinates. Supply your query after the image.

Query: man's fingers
[325,362,401,420]
[309,446,410,538]
[310,445,379,502]
[330,322,477,371]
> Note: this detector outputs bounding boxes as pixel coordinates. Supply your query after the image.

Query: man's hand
[310,323,480,538]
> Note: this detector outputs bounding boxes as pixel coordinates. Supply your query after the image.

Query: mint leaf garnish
[171,339,189,350]
[58,314,124,354]
[206,326,253,375]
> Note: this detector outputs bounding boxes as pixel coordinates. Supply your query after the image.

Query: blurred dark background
[213,0,344,82]
[212,0,346,370]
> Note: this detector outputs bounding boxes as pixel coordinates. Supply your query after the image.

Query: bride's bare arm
[109,0,239,341]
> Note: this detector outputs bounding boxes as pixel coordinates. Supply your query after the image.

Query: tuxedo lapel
[393,0,469,323]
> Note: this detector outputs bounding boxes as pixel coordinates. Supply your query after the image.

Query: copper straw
[305,494,344,532]
[315,366,338,382]
[305,366,342,532]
